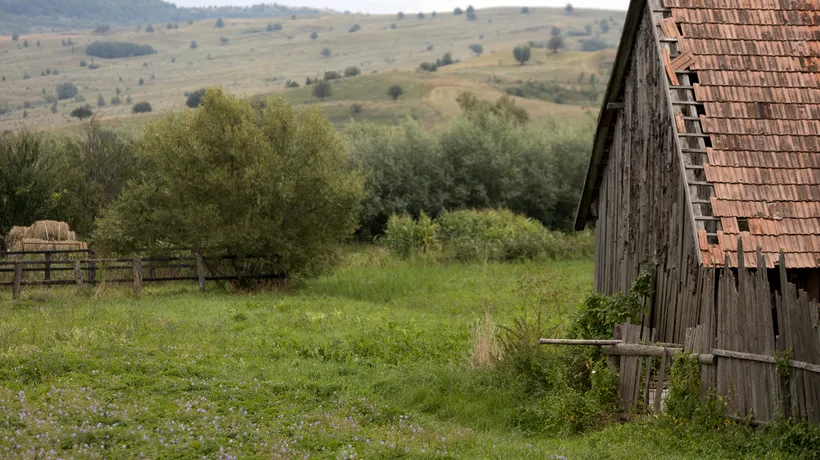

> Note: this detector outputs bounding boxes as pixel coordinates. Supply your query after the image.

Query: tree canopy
[513,46,531,65]
[93,88,363,278]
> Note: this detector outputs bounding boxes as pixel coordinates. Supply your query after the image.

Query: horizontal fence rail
[1,250,285,298]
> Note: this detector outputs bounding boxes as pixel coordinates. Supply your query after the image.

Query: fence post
[12,262,22,300]
[196,254,206,292]
[132,257,143,297]
[44,252,52,281]
[88,260,97,285]
[73,259,83,291]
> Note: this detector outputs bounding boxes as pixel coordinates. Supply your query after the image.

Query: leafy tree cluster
[267,23,283,31]
[347,92,590,236]
[86,41,156,59]
[55,82,79,100]
[419,52,455,72]
[581,38,615,52]
[132,101,152,113]
[348,24,360,33]
[514,45,531,65]
[93,88,363,279]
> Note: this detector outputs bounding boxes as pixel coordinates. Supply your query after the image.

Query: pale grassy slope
[0,7,624,133]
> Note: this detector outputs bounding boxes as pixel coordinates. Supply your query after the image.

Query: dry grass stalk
[472,308,497,369]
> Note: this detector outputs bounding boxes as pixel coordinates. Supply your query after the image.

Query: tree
[139,77,145,86]
[92,88,363,279]
[469,44,483,56]
[344,66,361,77]
[23,40,29,47]
[600,20,610,33]
[454,7,463,15]
[551,26,561,37]
[310,31,318,40]
[36,40,41,47]
[565,3,574,14]
[417,12,425,19]
[186,88,207,108]
[97,93,106,106]
[513,46,531,65]
[312,80,332,101]
[215,18,225,28]
[132,101,152,113]
[466,10,477,20]
[584,24,592,35]
[348,24,361,33]
[190,40,198,49]
[56,82,78,100]
[0,131,61,249]
[466,5,475,13]
[86,42,156,59]
[387,84,404,102]
[267,23,283,32]
[320,47,331,58]
[521,7,530,14]
[397,11,405,20]
[71,105,93,120]
[220,36,229,45]
[11,32,19,41]
[432,11,437,17]
[146,24,154,32]
[548,36,565,54]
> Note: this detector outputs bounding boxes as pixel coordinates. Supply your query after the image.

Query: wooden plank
[11,262,22,300]
[670,51,695,71]
[132,257,143,298]
[659,17,680,39]
[539,339,622,346]
[73,259,83,291]
[662,47,679,85]
[654,348,668,413]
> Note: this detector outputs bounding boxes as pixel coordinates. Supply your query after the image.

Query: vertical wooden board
[12,262,22,300]
[73,259,83,291]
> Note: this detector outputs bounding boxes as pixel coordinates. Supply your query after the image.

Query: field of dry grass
[0,6,624,134]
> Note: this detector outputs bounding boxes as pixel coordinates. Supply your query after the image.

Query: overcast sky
[170,0,630,14]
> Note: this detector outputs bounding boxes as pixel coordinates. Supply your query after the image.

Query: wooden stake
[132,257,143,298]
[196,254,206,292]
[73,259,83,291]
[44,252,52,281]
[12,262,22,300]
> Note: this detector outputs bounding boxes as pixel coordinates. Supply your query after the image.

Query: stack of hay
[4,221,88,252]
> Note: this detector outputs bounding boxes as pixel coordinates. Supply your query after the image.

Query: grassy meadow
[0,7,621,134]
[0,247,813,458]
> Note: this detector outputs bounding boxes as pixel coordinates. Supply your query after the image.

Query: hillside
[0,0,316,33]
[0,6,625,134]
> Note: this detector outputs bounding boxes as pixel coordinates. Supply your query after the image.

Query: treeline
[347,92,591,237]
[0,0,317,33]
[86,41,156,59]
[2,89,591,267]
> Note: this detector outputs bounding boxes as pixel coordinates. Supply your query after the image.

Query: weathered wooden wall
[593,5,701,344]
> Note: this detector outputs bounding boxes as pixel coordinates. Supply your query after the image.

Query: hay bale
[29,220,72,241]
[20,238,87,251]
[4,226,27,249]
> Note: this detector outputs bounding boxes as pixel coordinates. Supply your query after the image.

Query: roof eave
[574,0,647,231]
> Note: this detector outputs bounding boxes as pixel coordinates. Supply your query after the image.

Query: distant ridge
[0,0,319,33]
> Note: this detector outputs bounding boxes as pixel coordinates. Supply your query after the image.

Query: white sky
[170,0,630,15]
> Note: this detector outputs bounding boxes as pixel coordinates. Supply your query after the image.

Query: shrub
[23,72,30,80]
[419,62,437,72]
[350,103,363,114]
[93,88,364,279]
[111,95,122,105]
[190,41,198,49]
[513,46,531,65]
[88,60,100,69]
[390,24,397,30]
[219,36,229,45]
[466,10,477,20]
[186,88,206,108]
[521,6,530,14]
[97,93,106,107]
[215,18,225,28]
[310,31,318,40]
[55,82,78,100]
[348,24,361,33]
[80,60,88,67]
[469,44,483,56]
[387,84,404,102]
[548,36,565,53]
[454,7,463,15]
[383,212,438,258]
[138,77,145,86]
[600,20,610,33]
[565,3,574,14]
[344,66,361,77]
[70,105,93,120]
[581,37,615,52]
[95,25,111,34]
[132,101,152,113]
[285,80,300,88]
[436,52,454,67]
[86,42,156,59]
[267,23,283,32]
[324,70,341,80]
[551,26,561,37]
[312,80,332,101]
[397,11,405,20]
[146,24,154,32]
[11,32,19,41]
[320,48,331,58]
[417,12,425,19]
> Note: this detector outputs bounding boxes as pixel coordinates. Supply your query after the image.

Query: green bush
[93,88,364,279]
[86,41,156,59]
[55,82,78,100]
[132,101,152,113]
[384,209,593,263]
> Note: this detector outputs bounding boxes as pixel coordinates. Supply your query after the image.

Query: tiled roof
[664,0,820,268]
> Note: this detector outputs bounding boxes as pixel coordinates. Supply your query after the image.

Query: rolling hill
[0,0,316,34]
[0,6,625,134]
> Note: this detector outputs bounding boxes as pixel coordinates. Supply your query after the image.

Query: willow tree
[93,87,363,279]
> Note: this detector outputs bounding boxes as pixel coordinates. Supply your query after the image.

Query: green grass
[0,248,815,458]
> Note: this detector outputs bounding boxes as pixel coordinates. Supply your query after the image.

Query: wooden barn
[574,0,820,421]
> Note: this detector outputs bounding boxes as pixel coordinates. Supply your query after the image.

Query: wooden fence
[1,249,285,298]
[541,250,820,424]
